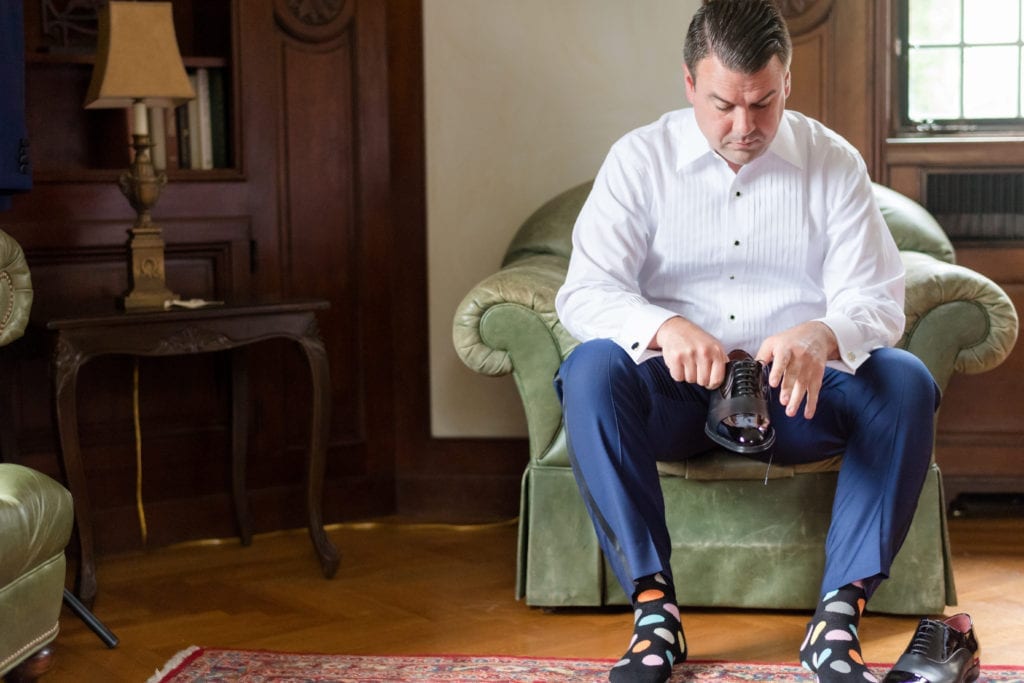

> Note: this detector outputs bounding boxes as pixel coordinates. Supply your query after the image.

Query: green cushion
[0,464,73,677]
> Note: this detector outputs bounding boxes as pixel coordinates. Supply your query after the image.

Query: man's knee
[556,339,637,401]
[863,347,940,410]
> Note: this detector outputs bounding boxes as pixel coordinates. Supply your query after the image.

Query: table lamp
[84,1,195,310]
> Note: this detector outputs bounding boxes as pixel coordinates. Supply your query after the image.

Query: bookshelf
[23,0,237,182]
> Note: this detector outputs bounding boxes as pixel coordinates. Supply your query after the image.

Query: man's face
[684,54,791,172]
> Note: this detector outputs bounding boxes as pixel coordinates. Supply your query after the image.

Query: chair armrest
[900,251,1018,392]
[453,254,577,460]
[0,229,32,347]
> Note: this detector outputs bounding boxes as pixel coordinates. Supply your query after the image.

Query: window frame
[896,0,1024,134]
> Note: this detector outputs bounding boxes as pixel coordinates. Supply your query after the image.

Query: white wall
[425,0,701,437]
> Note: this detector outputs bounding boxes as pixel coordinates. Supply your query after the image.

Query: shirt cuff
[817,315,870,373]
[614,305,679,364]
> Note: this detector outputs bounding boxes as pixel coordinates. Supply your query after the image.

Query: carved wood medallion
[274,0,354,43]
[778,0,835,36]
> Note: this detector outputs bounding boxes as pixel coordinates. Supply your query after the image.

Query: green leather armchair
[0,229,74,681]
[453,182,1019,615]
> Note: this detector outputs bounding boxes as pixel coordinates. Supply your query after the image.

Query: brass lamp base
[118,132,178,311]
[121,224,178,310]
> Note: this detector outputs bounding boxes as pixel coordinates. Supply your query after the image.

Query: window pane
[908,0,962,45]
[963,46,1019,118]
[964,0,1020,44]
[908,47,962,120]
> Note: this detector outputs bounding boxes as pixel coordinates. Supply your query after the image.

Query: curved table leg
[300,328,340,578]
[52,339,97,606]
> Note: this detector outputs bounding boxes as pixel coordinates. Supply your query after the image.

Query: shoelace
[730,360,761,397]
[907,621,943,655]
[729,360,774,484]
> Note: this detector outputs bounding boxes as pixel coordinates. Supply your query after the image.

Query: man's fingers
[708,358,727,389]
[768,349,789,388]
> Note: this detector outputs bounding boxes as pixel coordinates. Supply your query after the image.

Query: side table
[46,299,340,606]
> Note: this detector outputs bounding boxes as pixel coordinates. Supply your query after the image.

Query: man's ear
[783,69,791,100]
[683,63,696,104]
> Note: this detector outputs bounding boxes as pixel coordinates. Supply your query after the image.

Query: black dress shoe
[704,350,775,454]
[884,613,980,683]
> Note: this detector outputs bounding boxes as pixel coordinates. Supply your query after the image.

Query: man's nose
[733,108,756,136]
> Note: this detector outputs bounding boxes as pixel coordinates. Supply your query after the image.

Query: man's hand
[652,316,729,388]
[755,321,838,419]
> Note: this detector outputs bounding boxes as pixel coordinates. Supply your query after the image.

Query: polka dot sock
[609,573,686,683]
[799,583,878,682]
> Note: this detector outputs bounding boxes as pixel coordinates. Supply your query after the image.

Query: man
[554,1,939,682]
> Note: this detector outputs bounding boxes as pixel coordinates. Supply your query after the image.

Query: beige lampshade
[84,1,195,109]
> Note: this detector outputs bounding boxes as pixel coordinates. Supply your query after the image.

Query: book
[148,107,167,171]
[164,107,180,170]
[176,103,192,169]
[186,72,202,169]
[207,68,229,168]
[195,68,214,170]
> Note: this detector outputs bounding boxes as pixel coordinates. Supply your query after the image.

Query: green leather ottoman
[0,464,74,679]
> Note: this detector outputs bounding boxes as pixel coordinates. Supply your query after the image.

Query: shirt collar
[767,112,803,170]
[673,108,804,172]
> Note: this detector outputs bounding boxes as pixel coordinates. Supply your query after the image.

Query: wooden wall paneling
[5,0,532,555]
[827,0,876,173]
[264,0,397,521]
[276,7,363,448]
[787,25,828,123]
[230,0,289,523]
[22,217,252,317]
[880,134,1024,503]
[782,0,881,177]
[2,0,311,554]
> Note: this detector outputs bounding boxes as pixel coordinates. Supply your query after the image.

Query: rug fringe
[146,645,200,683]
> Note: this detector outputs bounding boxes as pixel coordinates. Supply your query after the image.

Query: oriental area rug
[149,647,1024,683]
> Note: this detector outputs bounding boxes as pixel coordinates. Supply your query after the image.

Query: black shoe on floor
[704,350,774,454]
[883,613,980,683]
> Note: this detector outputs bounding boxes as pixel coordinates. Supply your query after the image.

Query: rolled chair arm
[0,229,32,347]
[454,253,577,375]
[900,251,1018,391]
[453,253,578,460]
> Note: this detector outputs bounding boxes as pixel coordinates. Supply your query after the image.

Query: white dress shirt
[555,108,905,373]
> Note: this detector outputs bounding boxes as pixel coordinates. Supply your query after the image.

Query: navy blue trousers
[555,339,939,601]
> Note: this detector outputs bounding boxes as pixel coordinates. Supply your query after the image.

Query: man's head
[682,0,792,171]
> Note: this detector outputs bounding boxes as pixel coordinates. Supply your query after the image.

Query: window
[899,0,1023,131]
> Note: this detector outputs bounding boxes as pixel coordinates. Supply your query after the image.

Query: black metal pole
[63,589,119,649]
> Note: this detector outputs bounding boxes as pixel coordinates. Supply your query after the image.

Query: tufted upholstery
[0,229,72,681]
[453,182,1018,614]
[0,228,32,347]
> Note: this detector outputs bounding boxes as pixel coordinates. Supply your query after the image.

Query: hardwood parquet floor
[43,516,1024,682]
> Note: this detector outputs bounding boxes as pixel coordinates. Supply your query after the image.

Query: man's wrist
[811,320,840,361]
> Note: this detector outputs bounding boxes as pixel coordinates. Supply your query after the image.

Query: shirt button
[733,240,740,246]
[735,191,741,197]
[729,314,736,320]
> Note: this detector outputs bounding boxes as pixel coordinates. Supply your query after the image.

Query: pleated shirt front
[555,108,905,373]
